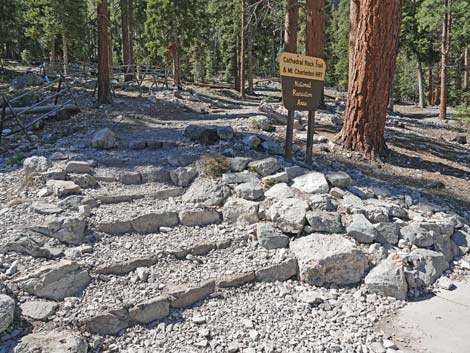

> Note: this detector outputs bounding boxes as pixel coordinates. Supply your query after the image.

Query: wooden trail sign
[280,52,326,164]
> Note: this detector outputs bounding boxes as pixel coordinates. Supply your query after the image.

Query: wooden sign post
[280,53,326,164]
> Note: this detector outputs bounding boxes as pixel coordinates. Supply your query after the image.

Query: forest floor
[0,69,470,353]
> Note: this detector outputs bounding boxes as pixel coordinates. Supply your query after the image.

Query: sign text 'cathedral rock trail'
[279,52,326,163]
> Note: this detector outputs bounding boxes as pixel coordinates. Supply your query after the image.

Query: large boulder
[452,225,470,255]
[256,223,290,250]
[401,221,454,248]
[264,183,295,200]
[405,249,449,287]
[267,198,308,234]
[46,217,87,245]
[23,156,52,173]
[83,309,129,336]
[182,178,231,206]
[291,172,329,194]
[15,330,88,353]
[374,222,400,245]
[290,234,369,286]
[184,125,219,145]
[306,211,344,234]
[92,128,117,149]
[129,296,170,324]
[0,294,15,334]
[21,300,58,321]
[248,158,281,177]
[170,167,198,187]
[364,255,408,300]
[223,198,259,224]
[235,182,264,201]
[16,261,90,300]
[325,171,353,189]
[46,180,81,198]
[347,214,377,244]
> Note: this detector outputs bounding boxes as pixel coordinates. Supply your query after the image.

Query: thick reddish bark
[284,0,299,53]
[98,0,112,104]
[348,0,359,85]
[340,0,402,158]
[240,0,246,98]
[121,0,134,81]
[439,0,449,120]
[305,0,324,58]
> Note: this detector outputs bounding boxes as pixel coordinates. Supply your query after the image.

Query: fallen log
[3,104,79,116]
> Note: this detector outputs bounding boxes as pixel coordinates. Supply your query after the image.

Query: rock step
[93,187,184,205]
[95,209,223,235]
[82,258,298,336]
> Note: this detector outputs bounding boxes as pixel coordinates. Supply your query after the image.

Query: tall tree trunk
[439,0,449,120]
[240,0,246,98]
[348,0,360,86]
[305,0,325,105]
[233,44,240,91]
[428,65,434,105]
[128,0,134,73]
[340,0,402,158]
[464,47,468,90]
[417,61,425,108]
[50,37,56,64]
[120,0,133,81]
[62,33,68,75]
[98,0,112,104]
[173,44,181,90]
[284,0,299,52]
[247,11,254,95]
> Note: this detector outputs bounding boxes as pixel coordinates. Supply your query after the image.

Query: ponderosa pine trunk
[62,33,68,75]
[348,0,359,85]
[464,46,468,91]
[340,0,402,158]
[233,44,240,91]
[240,0,246,98]
[439,0,449,120]
[417,61,425,108]
[284,0,299,53]
[428,65,434,105]
[247,11,254,95]
[98,0,112,104]
[50,37,56,65]
[120,0,133,81]
[305,0,325,106]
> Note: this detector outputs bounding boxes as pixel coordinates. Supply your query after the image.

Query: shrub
[20,49,32,65]
[200,155,230,178]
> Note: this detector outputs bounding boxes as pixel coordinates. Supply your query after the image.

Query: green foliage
[200,155,230,178]
[20,49,33,64]
[455,103,470,125]
[6,153,26,167]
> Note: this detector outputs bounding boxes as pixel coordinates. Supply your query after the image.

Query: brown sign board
[280,53,326,111]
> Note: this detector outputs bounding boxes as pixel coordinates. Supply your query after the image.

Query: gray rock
[217,126,234,140]
[179,210,221,226]
[184,125,219,145]
[96,256,158,275]
[47,180,81,197]
[119,171,142,185]
[243,135,262,149]
[255,258,298,282]
[248,158,281,177]
[401,221,454,248]
[452,225,470,255]
[71,174,97,189]
[261,139,283,155]
[47,217,87,245]
[292,172,329,194]
[285,166,308,180]
[264,183,295,200]
[167,153,199,167]
[58,195,85,211]
[228,157,251,172]
[405,249,449,287]
[0,238,53,259]
[0,294,15,333]
[306,211,344,233]
[31,202,63,215]
[170,167,198,187]
[217,272,256,288]
[298,291,324,305]
[290,234,369,286]
[375,222,400,245]
[347,214,378,244]
[223,198,259,224]
[250,115,274,131]
[83,308,129,335]
[364,255,408,300]
[23,156,52,173]
[261,171,289,185]
[256,223,290,250]
[325,171,353,189]
[235,182,264,201]
[21,300,58,321]
[141,168,171,183]
[17,260,90,300]
[65,161,92,174]
[267,198,308,234]
[182,178,232,206]
[15,330,88,353]
[222,172,260,185]
[168,280,215,308]
[308,194,336,211]
[129,296,170,324]
[131,212,179,234]
[97,220,133,235]
[92,128,117,149]
[41,168,67,181]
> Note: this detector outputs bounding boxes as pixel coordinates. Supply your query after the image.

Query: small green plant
[200,155,230,178]
[20,49,32,65]
[6,152,26,167]
[455,103,470,126]
[263,177,279,187]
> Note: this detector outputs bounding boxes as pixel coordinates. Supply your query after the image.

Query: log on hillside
[3,104,79,116]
